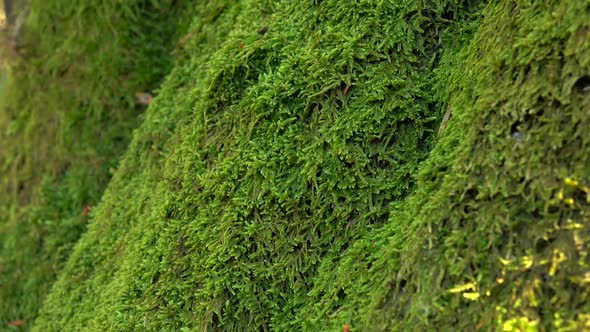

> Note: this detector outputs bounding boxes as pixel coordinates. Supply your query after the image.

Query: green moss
[2,0,590,331]
[0,0,197,327]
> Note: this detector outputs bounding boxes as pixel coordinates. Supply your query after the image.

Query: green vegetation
[0,0,196,326]
[1,0,589,331]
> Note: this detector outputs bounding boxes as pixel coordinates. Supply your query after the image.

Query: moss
[2,0,589,331]
[0,0,197,327]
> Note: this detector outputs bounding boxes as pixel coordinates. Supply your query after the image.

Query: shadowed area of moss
[2,0,589,331]
[0,0,197,327]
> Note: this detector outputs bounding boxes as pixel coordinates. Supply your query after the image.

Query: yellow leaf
[549,249,567,276]
[463,292,480,300]
[579,314,590,328]
[564,221,583,230]
[564,177,579,187]
[449,282,476,293]
[521,256,533,269]
[569,273,590,284]
[557,190,564,201]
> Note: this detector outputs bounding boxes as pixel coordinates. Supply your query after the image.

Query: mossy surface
[1,0,589,331]
[0,0,196,327]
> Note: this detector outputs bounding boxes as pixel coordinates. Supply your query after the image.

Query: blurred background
[1,1,6,95]
[0,0,26,102]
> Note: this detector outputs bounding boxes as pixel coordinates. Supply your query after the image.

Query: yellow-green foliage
[2,0,590,331]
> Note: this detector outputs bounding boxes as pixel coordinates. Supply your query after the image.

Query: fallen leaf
[135,92,154,105]
[82,204,92,216]
[178,31,194,45]
[437,106,452,138]
[6,320,25,327]
[476,316,491,330]
[343,84,351,96]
